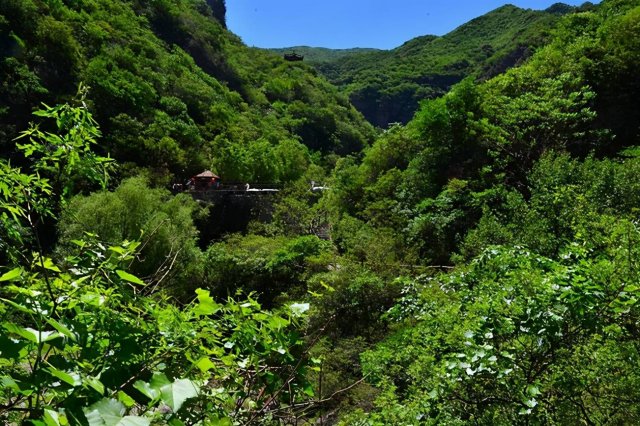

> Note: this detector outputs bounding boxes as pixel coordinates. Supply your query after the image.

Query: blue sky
[227,1,596,49]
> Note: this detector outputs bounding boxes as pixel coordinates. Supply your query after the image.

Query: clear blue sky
[227,1,596,49]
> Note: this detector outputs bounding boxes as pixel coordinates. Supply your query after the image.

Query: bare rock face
[206,0,226,27]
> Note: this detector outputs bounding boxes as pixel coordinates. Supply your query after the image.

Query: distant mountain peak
[545,3,577,15]
[496,4,523,10]
[300,3,566,127]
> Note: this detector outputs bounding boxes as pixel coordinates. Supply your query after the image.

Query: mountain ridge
[267,3,583,127]
[267,46,382,63]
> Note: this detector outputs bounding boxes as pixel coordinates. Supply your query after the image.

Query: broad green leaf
[43,409,67,426]
[37,257,61,272]
[85,376,105,395]
[1,297,35,314]
[150,372,171,389]
[1,376,21,391]
[194,288,220,316]
[207,418,233,426]
[116,270,145,286]
[45,367,81,387]
[0,267,21,281]
[81,292,105,307]
[302,382,314,397]
[132,381,160,401]
[116,418,150,426]
[527,385,542,396]
[84,398,125,426]
[290,302,310,316]
[195,357,216,373]
[133,372,170,401]
[117,391,136,408]
[108,246,127,255]
[269,316,289,329]
[84,399,148,426]
[160,379,199,412]
[3,323,59,343]
[45,317,76,342]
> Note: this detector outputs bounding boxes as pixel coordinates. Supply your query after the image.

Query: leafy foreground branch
[0,246,315,425]
[0,98,321,425]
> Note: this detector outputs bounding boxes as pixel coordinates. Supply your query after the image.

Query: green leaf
[527,385,542,396]
[194,288,220,316]
[0,267,21,281]
[1,376,21,391]
[81,292,105,307]
[290,302,310,316]
[195,357,216,373]
[207,418,233,426]
[133,372,169,401]
[115,418,150,426]
[132,380,160,401]
[38,257,61,272]
[45,317,76,342]
[84,398,125,426]
[2,323,60,343]
[116,270,145,286]
[85,376,106,395]
[84,398,149,426]
[1,298,36,314]
[43,409,67,426]
[45,367,80,387]
[160,379,199,412]
[302,382,314,397]
[150,372,171,389]
[108,246,128,255]
[117,391,136,408]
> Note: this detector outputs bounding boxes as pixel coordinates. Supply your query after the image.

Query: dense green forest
[0,0,375,184]
[1,0,640,424]
[306,3,596,127]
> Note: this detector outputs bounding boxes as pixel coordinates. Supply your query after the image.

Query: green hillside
[315,4,579,127]
[326,0,640,421]
[0,0,374,183]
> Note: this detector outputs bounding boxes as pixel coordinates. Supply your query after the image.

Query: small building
[189,170,220,191]
[284,52,304,62]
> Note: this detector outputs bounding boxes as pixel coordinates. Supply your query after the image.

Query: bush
[58,176,204,294]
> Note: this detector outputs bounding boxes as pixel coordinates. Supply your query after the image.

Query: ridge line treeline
[302,2,597,128]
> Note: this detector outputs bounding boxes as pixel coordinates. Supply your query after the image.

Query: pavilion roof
[194,170,220,179]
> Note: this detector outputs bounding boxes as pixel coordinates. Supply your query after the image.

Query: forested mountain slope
[329,0,639,272]
[0,0,374,183]
[323,0,640,421]
[313,3,591,127]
